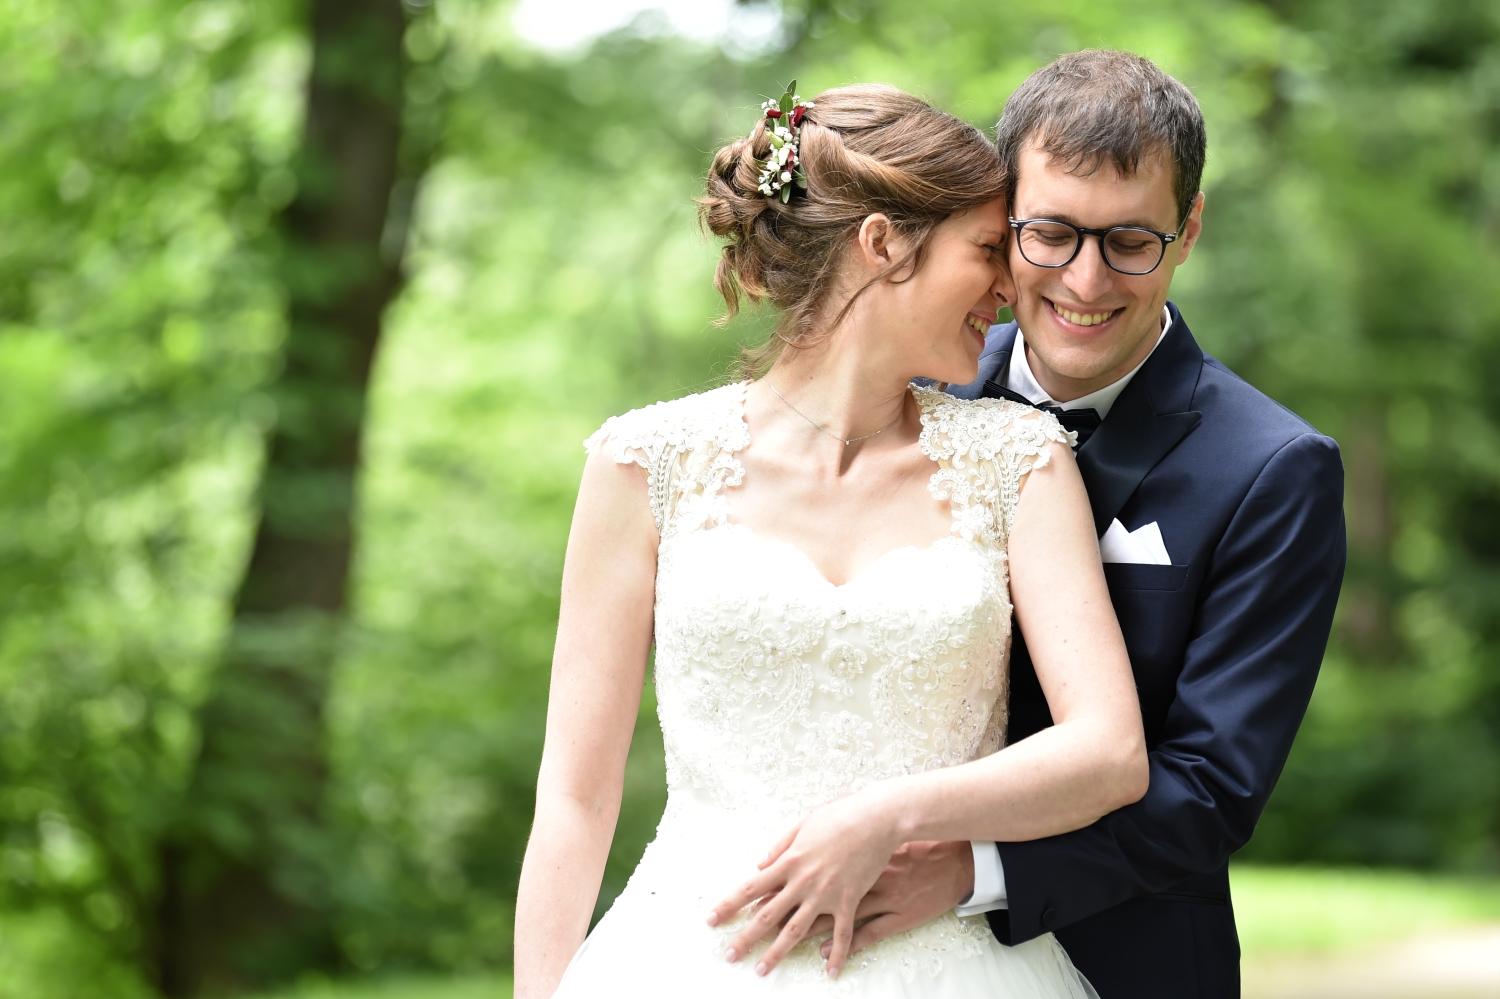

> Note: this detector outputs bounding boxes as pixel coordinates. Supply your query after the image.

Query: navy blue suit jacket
[949,303,1346,998]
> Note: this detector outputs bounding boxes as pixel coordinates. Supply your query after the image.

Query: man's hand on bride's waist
[814,839,974,961]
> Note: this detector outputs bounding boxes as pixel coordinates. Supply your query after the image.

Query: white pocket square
[1099,519,1172,565]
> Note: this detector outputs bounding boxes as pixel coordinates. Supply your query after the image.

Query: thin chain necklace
[763,379,905,447]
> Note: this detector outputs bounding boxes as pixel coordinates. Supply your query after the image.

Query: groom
[845,51,1346,997]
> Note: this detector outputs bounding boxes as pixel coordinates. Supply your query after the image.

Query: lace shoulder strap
[582,382,750,535]
[915,387,1075,547]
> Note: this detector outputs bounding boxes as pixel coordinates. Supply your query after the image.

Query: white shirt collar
[1005,305,1173,420]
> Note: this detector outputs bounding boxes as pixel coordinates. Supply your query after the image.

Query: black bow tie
[983,380,1102,448]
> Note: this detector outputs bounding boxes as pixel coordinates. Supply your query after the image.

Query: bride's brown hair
[699,84,1006,377]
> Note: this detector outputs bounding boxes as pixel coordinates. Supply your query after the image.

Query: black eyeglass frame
[1007,215,1190,276]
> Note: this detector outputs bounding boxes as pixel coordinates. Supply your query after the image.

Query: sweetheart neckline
[681,522,993,591]
[708,383,974,590]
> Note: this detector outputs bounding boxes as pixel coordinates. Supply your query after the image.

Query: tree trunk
[153,1,416,993]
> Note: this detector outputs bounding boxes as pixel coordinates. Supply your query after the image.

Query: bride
[514,83,1145,997]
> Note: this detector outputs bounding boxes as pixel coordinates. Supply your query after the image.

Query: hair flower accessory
[755,80,814,204]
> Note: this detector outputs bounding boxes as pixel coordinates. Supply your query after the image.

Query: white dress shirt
[956,306,1171,917]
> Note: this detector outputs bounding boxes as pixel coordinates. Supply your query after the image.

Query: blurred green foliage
[1,0,1498,993]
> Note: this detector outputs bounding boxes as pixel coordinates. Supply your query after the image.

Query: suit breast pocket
[1103,562,1190,592]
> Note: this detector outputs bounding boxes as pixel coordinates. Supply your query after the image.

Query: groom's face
[1009,140,1203,402]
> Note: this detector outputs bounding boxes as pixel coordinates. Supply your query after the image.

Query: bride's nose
[990,254,1017,309]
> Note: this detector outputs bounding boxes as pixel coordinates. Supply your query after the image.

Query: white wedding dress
[554,382,1094,997]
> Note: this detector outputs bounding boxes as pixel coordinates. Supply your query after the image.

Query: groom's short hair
[997,50,1206,223]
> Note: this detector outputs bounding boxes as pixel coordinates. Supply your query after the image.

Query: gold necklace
[763,379,904,447]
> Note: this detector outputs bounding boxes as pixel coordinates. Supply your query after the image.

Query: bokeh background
[3,0,1498,996]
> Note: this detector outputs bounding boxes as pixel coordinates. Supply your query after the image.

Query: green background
[3,0,1498,995]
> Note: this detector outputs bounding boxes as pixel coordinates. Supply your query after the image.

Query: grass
[250,974,513,999]
[1233,864,1500,959]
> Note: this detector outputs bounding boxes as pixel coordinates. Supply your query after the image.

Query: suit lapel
[979,348,1017,402]
[1074,304,1204,535]
[948,324,1018,400]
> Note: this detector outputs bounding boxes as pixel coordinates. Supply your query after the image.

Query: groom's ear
[1176,192,1206,263]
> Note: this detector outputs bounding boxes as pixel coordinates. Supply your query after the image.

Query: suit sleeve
[990,431,1347,944]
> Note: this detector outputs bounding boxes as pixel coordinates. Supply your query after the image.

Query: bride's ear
[855,213,905,272]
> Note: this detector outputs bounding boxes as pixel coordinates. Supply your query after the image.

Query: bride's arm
[711,437,1146,977]
[513,449,657,999]
[878,437,1147,840]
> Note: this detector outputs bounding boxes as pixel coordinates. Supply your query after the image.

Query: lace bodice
[575,383,1077,991]
[585,382,1071,822]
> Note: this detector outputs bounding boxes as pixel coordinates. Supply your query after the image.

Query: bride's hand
[706,783,905,979]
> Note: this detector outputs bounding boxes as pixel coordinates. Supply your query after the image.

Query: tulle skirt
[552,803,1096,998]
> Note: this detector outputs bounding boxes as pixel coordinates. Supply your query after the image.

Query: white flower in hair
[753,80,814,203]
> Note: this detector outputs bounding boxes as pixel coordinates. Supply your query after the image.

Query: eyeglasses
[1008,216,1189,276]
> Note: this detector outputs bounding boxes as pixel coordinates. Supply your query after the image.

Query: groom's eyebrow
[1024,209,1164,230]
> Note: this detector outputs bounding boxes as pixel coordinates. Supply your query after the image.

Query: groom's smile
[1044,299,1125,332]
[1008,140,1203,403]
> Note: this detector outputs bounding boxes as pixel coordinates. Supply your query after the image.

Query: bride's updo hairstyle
[700,84,1006,376]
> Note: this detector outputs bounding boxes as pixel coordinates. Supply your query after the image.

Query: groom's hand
[810,839,974,959]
